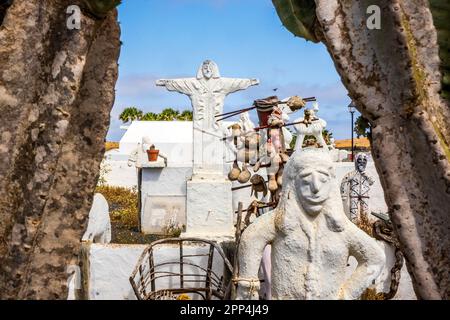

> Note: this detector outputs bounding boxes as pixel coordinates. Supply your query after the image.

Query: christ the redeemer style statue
[156,60,259,177]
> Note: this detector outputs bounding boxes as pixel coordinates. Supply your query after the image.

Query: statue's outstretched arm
[235,210,277,300]
[155,79,167,86]
[224,78,259,95]
[340,225,385,299]
[155,78,194,95]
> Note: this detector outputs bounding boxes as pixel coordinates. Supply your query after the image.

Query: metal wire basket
[129,238,233,300]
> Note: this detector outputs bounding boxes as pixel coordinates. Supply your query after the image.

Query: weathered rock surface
[0,0,120,299]
[272,0,450,299]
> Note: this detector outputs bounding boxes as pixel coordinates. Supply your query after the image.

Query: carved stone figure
[82,193,111,244]
[340,153,375,221]
[328,138,349,162]
[293,109,327,151]
[238,111,255,134]
[156,60,259,177]
[235,148,385,300]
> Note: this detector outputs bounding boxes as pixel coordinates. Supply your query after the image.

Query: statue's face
[355,154,368,173]
[297,165,332,215]
[202,62,213,79]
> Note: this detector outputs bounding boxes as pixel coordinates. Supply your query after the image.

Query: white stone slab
[88,244,147,300]
[141,195,186,234]
[137,153,166,168]
[141,167,192,197]
[100,153,138,188]
[184,178,234,240]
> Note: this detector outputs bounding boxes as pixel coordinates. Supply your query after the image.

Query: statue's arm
[366,174,375,186]
[155,78,193,95]
[235,210,276,300]
[225,78,259,94]
[340,225,385,299]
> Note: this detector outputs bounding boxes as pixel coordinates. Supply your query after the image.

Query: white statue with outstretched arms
[156,60,259,177]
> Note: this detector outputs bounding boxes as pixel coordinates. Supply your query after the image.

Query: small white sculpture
[311,101,320,118]
[293,109,327,151]
[328,138,349,162]
[82,193,111,244]
[67,265,81,300]
[141,136,154,152]
[235,148,385,300]
[238,111,255,134]
[340,153,375,221]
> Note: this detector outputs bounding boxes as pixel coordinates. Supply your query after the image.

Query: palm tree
[119,107,192,122]
[141,112,158,121]
[119,107,143,123]
[178,110,193,121]
[159,108,180,121]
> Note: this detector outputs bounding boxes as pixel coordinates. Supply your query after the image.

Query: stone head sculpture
[286,149,335,216]
[197,60,220,80]
[355,152,368,173]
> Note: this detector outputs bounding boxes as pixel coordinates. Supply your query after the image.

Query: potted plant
[146,145,159,162]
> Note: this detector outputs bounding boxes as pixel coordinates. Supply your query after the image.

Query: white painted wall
[140,167,192,234]
[88,244,146,300]
[101,149,138,188]
[141,167,192,196]
[119,121,193,164]
[87,243,227,300]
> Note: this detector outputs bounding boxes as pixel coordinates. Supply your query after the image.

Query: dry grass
[95,185,164,244]
[356,209,374,238]
[105,141,119,151]
[95,185,138,230]
[361,287,385,300]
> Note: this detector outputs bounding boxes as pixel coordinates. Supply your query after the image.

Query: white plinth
[183,176,234,241]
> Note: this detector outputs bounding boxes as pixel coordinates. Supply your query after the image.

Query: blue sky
[107,0,356,141]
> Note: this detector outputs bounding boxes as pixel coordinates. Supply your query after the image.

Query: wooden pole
[215,96,317,122]
[231,202,243,300]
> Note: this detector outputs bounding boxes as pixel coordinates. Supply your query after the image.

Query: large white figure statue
[156,60,259,177]
[82,193,111,244]
[235,148,385,300]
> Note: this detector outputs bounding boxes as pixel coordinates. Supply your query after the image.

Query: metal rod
[215,105,256,118]
[179,241,184,289]
[231,180,269,191]
[351,110,355,161]
[205,245,215,300]
[231,202,243,300]
[234,203,276,213]
[253,119,308,131]
[215,96,317,121]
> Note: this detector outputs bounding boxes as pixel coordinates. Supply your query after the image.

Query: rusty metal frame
[129,238,233,300]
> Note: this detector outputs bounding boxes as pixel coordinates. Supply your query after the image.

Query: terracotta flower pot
[147,149,159,162]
